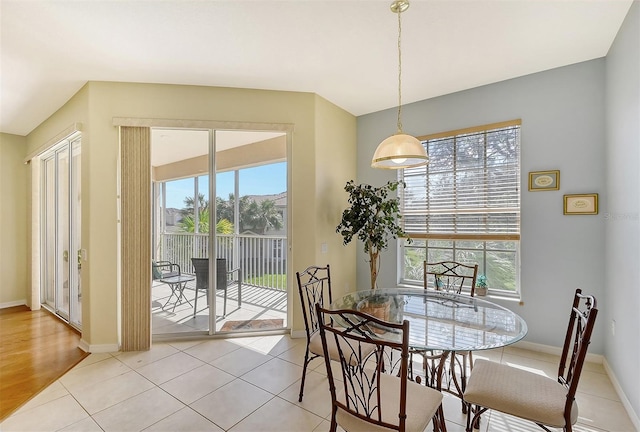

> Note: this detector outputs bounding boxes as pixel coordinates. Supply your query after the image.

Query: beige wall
[313,95,357,302]
[0,133,28,306]
[23,81,356,349]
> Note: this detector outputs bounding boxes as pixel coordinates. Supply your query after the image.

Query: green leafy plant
[476,274,487,288]
[336,180,409,289]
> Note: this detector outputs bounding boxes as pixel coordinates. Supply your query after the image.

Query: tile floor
[2,336,636,432]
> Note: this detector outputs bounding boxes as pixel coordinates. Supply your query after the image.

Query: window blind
[400,122,521,240]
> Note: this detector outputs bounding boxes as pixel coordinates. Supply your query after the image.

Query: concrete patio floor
[152,280,288,336]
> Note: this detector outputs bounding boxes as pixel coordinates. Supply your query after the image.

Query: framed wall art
[528,170,560,191]
[564,193,598,215]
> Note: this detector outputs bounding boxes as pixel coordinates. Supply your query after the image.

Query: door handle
[63,250,69,262]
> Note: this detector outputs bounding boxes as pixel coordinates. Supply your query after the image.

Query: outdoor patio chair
[464,288,598,432]
[191,258,242,318]
[152,260,180,280]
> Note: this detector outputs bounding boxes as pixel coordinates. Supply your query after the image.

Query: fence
[160,233,287,290]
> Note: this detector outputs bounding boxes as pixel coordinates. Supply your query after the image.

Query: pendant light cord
[397,7,403,134]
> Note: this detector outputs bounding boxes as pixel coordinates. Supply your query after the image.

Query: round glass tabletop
[330,288,528,352]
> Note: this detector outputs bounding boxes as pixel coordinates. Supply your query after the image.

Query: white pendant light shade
[371,0,428,170]
[371,133,428,169]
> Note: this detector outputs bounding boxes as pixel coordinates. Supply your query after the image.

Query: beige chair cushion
[335,372,442,432]
[464,359,578,428]
[309,330,375,362]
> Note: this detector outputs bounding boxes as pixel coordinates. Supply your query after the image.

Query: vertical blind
[400,121,521,240]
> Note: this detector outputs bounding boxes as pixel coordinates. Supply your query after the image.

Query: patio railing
[160,232,287,290]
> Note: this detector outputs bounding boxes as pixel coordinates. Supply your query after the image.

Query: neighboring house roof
[247,192,286,207]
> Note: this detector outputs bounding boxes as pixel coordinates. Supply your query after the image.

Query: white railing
[160,232,287,290]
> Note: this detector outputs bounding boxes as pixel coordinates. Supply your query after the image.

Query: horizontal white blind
[401,123,521,240]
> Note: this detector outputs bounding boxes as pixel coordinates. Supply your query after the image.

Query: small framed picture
[564,193,598,215]
[529,170,560,191]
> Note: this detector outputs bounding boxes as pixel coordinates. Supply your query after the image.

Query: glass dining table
[330,287,528,402]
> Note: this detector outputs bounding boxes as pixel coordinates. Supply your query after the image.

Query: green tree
[216,218,234,234]
[336,180,408,289]
[216,193,283,234]
[179,207,210,233]
[244,199,283,234]
[182,193,208,215]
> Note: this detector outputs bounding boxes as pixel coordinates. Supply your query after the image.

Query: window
[400,120,521,295]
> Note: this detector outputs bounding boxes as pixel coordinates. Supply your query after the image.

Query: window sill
[397,283,522,304]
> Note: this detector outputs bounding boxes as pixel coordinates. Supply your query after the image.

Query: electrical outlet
[611,319,616,336]
[321,242,328,254]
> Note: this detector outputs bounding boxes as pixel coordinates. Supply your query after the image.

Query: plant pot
[357,297,391,333]
[475,286,487,296]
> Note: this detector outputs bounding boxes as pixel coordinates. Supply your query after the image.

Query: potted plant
[475,274,488,296]
[336,180,408,291]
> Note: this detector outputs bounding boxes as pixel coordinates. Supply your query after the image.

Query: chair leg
[460,352,468,413]
[433,404,447,432]
[223,288,227,317]
[298,346,311,402]
[466,405,487,432]
[193,288,198,317]
[329,407,338,432]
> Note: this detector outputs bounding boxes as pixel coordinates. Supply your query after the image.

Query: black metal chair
[191,258,242,318]
[414,260,479,412]
[464,288,598,432]
[424,260,478,295]
[316,304,446,432]
[296,264,332,402]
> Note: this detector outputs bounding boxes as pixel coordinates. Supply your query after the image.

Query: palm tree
[216,218,233,234]
[216,193,283,234]
[245,199,283,234]
[179,207,210,233]
[182,193,208,216]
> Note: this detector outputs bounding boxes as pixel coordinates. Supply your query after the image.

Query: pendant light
[371,0,428,169]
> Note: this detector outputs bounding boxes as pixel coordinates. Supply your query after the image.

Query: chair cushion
[152,262,162,280]
[464,359,578,428]
[335,372,443,432]
[309,330,375,363]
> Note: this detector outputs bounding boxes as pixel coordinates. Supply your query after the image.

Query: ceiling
[150,129,285,167]
[0,0,633,137]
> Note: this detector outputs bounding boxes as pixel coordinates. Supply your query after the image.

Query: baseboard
[515,340,638,428]
[513,340,603,364]
[603,357,640,431]
[79,339,119,353]
[0,300,27,309]
[290,329,306,339]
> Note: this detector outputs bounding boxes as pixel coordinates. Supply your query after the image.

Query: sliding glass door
[41,134,82,327]
[151,128,288,337]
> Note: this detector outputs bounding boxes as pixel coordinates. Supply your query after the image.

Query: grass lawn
[247,274,287,290]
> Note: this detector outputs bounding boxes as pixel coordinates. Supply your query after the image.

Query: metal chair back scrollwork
[316,304,445,432]
[295,264,332,402]
[464,289,598,432]
[424,260,478,296]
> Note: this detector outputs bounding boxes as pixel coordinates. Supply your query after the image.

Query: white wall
[357,59,608,353]
[605,0,640,420]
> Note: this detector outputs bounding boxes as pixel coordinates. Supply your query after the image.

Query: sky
[164,162,286,209]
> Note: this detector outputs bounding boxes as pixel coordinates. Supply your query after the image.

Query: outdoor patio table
[330,288,527,399]
[161,274,195,312]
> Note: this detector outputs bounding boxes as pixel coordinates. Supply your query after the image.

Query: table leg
[172,281,193,312]
[162,283,180,310]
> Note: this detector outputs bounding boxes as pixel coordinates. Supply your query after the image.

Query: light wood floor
[0,305,88,421]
